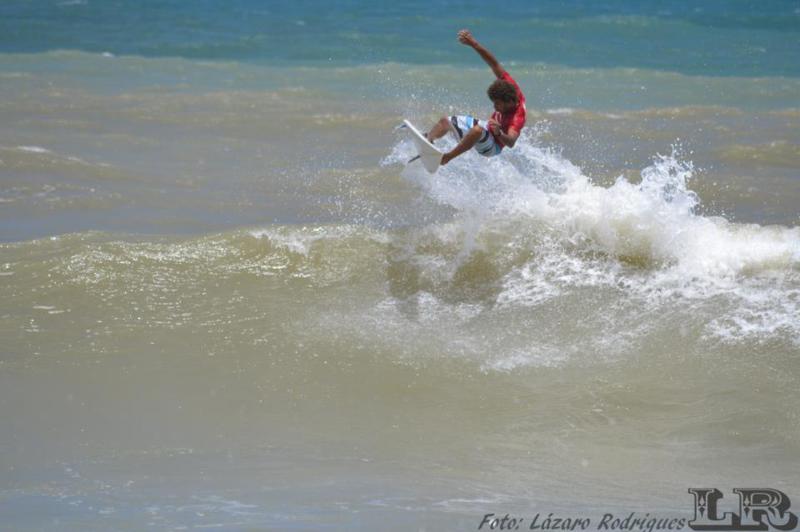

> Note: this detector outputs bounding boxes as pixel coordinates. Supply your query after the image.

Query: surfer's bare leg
[426,116,452,143]
[441,124,483,165]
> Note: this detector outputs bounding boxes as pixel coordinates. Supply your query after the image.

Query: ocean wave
[4,208,798,366]
[3,115,799,361]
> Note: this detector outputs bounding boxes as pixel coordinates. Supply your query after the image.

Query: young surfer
[426,29,527,166]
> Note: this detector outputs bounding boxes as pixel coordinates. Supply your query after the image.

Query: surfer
[426,30,527,166]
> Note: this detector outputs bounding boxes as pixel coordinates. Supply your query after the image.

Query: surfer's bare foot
[424,132,434,144]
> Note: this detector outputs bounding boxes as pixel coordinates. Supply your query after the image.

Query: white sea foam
[482,346,569,372]
[249,224,387,256]
[393,128,799,278]
[16,146,51,153]
[546,107,576,115]
[384,127,800,347]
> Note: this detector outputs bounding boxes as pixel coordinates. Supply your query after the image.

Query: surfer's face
[492,99,516,114]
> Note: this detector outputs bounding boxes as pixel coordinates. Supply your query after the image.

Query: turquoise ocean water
[1,1,799,530]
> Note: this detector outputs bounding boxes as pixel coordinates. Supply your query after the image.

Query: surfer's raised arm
[457,29,505,79]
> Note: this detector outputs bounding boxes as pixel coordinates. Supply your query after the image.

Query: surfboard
[400,119,442,173]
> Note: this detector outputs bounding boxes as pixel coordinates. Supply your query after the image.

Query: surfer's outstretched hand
[441,152,454,166]
[457,29,477,48]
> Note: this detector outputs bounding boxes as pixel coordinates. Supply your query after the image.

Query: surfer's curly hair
[487,79,518,104]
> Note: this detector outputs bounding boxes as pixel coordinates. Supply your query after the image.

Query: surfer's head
[487,80,518,113]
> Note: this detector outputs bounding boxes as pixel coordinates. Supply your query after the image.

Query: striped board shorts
[449,115,502,157]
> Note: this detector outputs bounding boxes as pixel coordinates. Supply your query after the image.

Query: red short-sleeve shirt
[490,71,526,147]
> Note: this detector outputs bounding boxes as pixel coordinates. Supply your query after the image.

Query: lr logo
[689,488,798,531]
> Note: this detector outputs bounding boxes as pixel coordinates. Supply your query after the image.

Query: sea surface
[1,1,799,530]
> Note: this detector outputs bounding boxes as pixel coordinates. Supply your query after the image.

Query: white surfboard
[401,119,442,173]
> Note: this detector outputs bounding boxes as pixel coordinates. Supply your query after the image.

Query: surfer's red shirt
[490,71,526,147]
